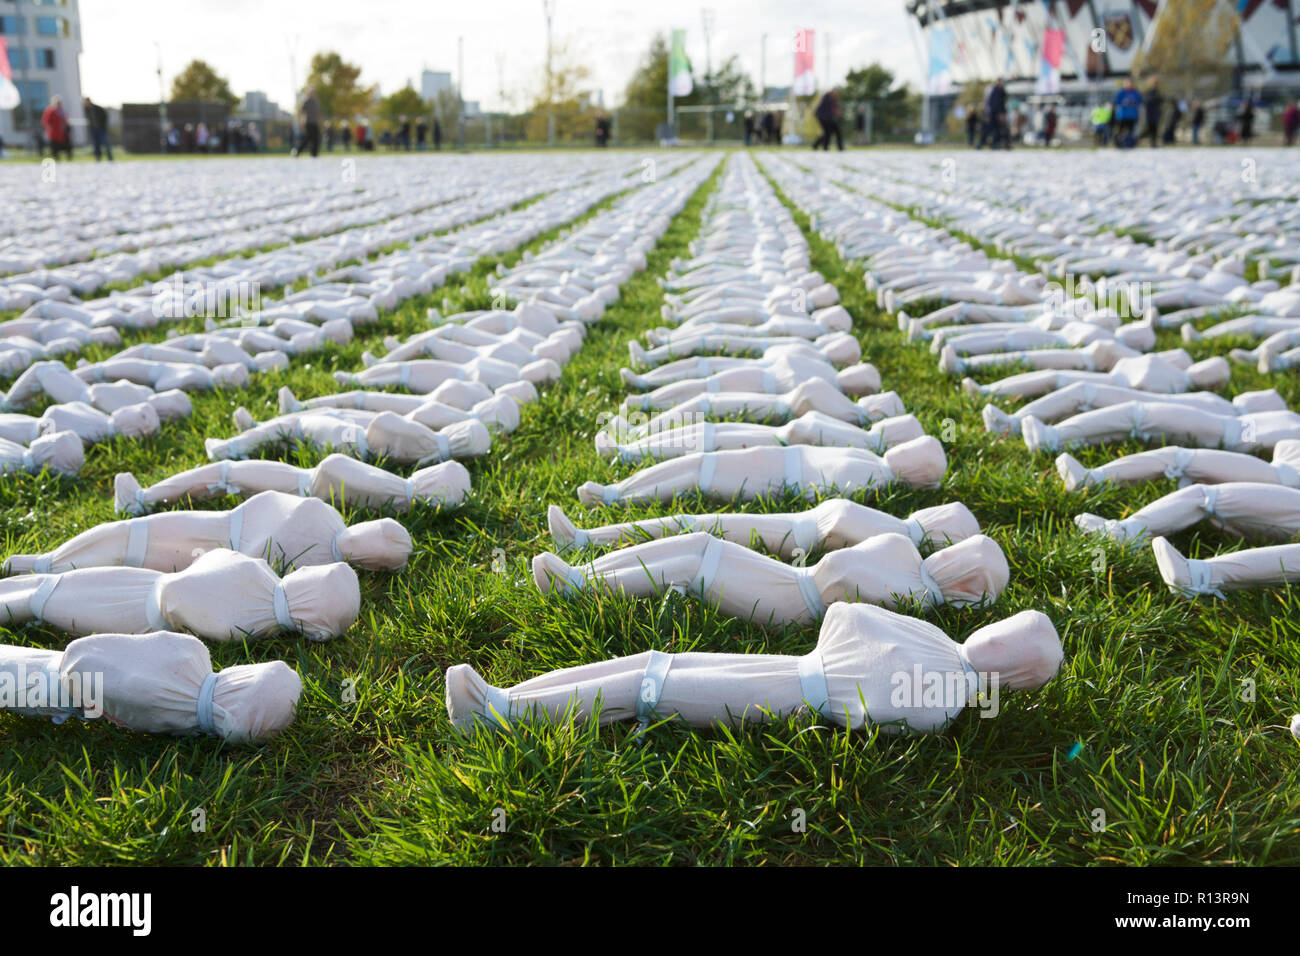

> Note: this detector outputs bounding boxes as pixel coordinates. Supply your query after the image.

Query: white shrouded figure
[960,353,1230,403]
[4,490,412,575]
[616,383,906,437]
[0,632,301,742]
[335,356,558,392]
[0,431,84,476]
[75,357,252,393]
[114,455,470,515]
[4,361,194,414]
[923,316,1150,352]
[622,357,882,408]
[1021,402,1300,454]
[531,531,1009,624]
[279,385,518,434]
[1055,441,1300,492]
[597,411,923,463]
[280,379,499,414]
[980,384,1285,437]
[629,331,861,370]
[577,438,947,507]
[446,604,1062,735]
[941,339,1147,378]
[1152,536,1300,600]
[204,409,490,465]
[547,499,979,557]
[620,346,871,392]
[0,548,359,641]
[644,308,852,345]
[1073,483,1300,545]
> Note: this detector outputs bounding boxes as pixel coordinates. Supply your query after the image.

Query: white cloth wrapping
[620,381,905,436]
[75,357,251,393]
[962,353,1230,403]
[620,346,867,390]
[446,604,1062,734]
[1056,441,1300,491]
[337,355,557,392]
[532,531,1009,623]
[623,357,881,405]
[0,632,301,741]
[1074,482,1300,544]
[205,409,490,465]
[0,430,85,476]
[70,632,298,741]
[981,383,1284,437]
[1153,536,1300,599]
[114,454,470,515]
[597,412,923,463]
[547,499,979,557]
[1022,403,1300,454]
[4,490,412,574]
[577,438,947,506]
[0,548,359,641]
[629,331,862,370]
[39,400,161,445]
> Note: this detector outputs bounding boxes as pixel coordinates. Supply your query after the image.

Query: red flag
[0,38,20,111]
[793,28,816,95]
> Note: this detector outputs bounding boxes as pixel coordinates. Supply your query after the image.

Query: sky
[79,0,925,111]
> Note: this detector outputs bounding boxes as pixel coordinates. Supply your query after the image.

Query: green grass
[1,152,1298,866]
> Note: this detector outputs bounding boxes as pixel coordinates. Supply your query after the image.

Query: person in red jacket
[41,95,72,160]
[1283,101,1300,146]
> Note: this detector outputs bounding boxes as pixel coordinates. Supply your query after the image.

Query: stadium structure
[906,0,1300,100]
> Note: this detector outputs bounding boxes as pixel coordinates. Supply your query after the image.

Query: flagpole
[666,48,674,136]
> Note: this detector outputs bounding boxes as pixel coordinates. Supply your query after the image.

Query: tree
[840,63,920,138]
[169,59,238,107]
[524,39,595,142]
[1132,0,1238,99]
[622,35,757,109]
[304,51,378,120]
[377,84,429,129]
[622,33,670,109]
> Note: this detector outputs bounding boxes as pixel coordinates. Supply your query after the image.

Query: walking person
[966,106,980,146]
[1112,78,1142,148]
[1141,79,1162,148]
[1238,95,1255,144]
[300,87,322,157]
[416,116,428,150]
[41,95,72,160]
[433,117,442,151]
[812,88,843,151]
[1091,102,1112,146]
[1190,100,1205,144]
[1162,98,1184,144]
[977,79,1008,149]
[1283,100,1300,146]
[82,96,112,161]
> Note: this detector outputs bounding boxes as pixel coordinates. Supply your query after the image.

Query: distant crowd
[968,76,1300,149]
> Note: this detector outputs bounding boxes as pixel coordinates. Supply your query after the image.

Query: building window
[11,79,49,127]
[35,15,65,36]
[34,47,53,68]
[0,14,28,34]
[6,45,28,69]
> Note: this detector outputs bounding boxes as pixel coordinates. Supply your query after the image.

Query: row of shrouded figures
[448,157,1066,738]
[0,157,726,742]
[11,154,1294,746]
[763,153,1300,609]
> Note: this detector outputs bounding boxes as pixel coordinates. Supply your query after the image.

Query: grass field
[2,150,1297,866]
